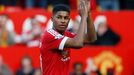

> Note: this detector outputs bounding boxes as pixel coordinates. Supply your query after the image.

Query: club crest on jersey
[61,57,70,62]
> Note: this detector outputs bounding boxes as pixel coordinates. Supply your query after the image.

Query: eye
[64,16,69,20]
[57,16,62,19]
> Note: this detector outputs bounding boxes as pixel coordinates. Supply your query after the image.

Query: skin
[86,0,97,42]
[52,11,70,34]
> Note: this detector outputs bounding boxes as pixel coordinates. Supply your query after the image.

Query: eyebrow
[56,14,69,17]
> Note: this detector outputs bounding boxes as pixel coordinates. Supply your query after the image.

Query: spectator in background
[16,55,35,75]
[0,14,15,47]
[85,58,101,75]
[73,15,120,46]
[21,16,43,47]
[96,0,120,11]
[34,68,42,75]
[70,62,87,75]
[0,55,13,75]
[90,15,120,46]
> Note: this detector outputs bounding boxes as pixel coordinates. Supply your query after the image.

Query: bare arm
[85,13,97,43]
[64,0,87,49]
[65,16,87,48]
[84,0,97,43]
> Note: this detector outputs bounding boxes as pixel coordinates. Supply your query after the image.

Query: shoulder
[65,31,76,38]
[47,29,59,36]
[41,29,64,41]
[42,29,59,37]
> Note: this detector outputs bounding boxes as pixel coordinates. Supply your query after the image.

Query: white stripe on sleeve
[59,37,69,50]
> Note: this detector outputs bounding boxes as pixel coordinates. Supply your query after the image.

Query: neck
[52,27,64,35]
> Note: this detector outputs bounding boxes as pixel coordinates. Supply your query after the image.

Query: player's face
[52,11,70,33]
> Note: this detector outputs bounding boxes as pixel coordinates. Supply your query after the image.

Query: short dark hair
[53,4,70,14]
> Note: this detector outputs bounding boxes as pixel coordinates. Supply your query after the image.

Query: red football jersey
[40,29,75,75]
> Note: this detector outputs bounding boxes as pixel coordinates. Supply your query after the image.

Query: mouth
[59,25,66,28]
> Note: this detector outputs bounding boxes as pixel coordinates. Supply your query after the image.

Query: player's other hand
[78,0,88,18]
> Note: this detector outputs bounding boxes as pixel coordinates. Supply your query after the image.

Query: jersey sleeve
[65,31,76,38]
[42,29,69,50]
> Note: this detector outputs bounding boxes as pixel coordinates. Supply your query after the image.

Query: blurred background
[0,0,134,75]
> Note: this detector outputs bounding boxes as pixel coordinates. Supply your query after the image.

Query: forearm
[64,16,87,48]
[64,0,88,48]
[73,16,87,45]
[86,13,97,42]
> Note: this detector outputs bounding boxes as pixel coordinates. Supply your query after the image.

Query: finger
[80,1,85,9]
[78,2,83,13]
[79,1,83,10]
[83,0,90,11]
[82,0,87,10]
[84,0,90,12]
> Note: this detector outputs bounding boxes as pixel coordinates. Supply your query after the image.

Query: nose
[61,18,65,23]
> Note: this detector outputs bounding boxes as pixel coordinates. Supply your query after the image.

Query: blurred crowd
[0,5,122,48]
[0,0,134,10]
[0,54,121,75]
[0,14,43,47]
[0,13,121,47]
[0,54,85,75]
[0,55,42,75]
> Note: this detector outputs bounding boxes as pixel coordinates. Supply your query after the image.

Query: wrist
[81,15,88,19]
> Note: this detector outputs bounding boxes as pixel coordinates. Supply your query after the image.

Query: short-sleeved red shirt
[40,29,75,75]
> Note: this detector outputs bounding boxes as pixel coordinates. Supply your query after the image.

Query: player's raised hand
[85,0,91,13]
[78,0,88,17]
